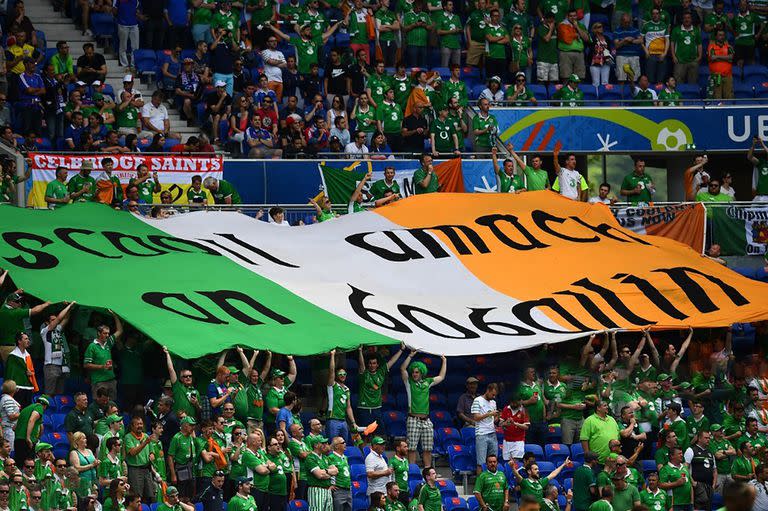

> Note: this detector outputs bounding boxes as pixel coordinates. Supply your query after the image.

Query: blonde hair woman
[0,380,20,446]
[69,431,99,497]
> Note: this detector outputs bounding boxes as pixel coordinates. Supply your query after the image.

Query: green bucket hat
[35,442,53,453]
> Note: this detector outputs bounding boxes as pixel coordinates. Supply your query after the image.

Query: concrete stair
[26,0,202,141]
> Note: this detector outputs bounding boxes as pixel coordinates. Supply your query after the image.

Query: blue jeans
[212,73,234,96]
[357,408,384,436]
[475,432,497,466]
[326,418,350,443]
[192,24,212,44]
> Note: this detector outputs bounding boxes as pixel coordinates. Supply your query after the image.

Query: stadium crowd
[0,265,766,511]
[0,0,766,158]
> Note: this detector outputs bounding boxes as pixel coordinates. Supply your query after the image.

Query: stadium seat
[409,463,423,481]
[443,496,469,511]
[447,445,474,476]
[558,495,567,508]
[433,67,451,80]
[436,478,458,497]
[90,13,115,45]
[409,479,423,497]
[430,410,453,428]
[288,500,308,511]
[352,496,369,511]
[351,480,367,497]
[467,496,479,511]
[350,464,366,482]
[194,503,203,511]
[711,493,723,509]
[563,478,573,492]
[579,84,599,105]
[545,444,570,464]
[53,444,69,461]
[734,83,755,99]
[141,505,150,511]
[569,443,584,463]
[461,426,475,446]
[437,427,462,450]
[52,413,66,432]
[559,460,580,481]
[536,461,556,478]
[471,84,486,100]
[385,410,407,437]
[742,64,768,83]
[528,84,548,101]
[345,446,364,465]
[524,443,544,459]
[54,395,74,413]
[545,426,562,444]
[641,459,657,477]
[134,49,158,79]
[597,84,623,106]
[150,504,160,511]
[549,479,562,492]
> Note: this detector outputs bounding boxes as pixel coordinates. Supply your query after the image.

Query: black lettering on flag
[570,277,656,326]
[148,235,222,256]
[612,273,689,320]
[102,231,169,257]
[467,308,536,336]
[54,228,121,259]
[1,232,58,269]
[474,214,549,251]
[652,266,750,313]
[568,217,653,245]
[408,225,491,256]
[142,292,227,323]
[511,297,592,333]
[345,231,425,262]
[397,304,480,339]
[531,210,600,243]
[213,233,299,268]
[348,285,413,333]
[552,290,621,329]
[197,290,294,325]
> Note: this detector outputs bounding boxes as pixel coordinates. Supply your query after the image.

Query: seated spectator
[279,115,305,150]
[299,64,323,104]
[229,96,252,147]
[64,112,86,150]
[253,74,278,110]
[707,29,734,100]
[161,47,183,93]
[119,75,144,108]
[115,91,140,136]
[0,95,11,127]
[170,136,200,154]
[614,14,643,84]
[232,60,249,95]
[589,22,613,87]
[721,172,736,198]
[641,8,669,84]
[331,116,350,147]
[304,116,330,154]
[659,76,683,105]
[345,131,369,158]
[552,74,585,106]
[696,177,734,204]
[281,56,301,102]
[146,134,166,153]
[557,9,589,81]
[479,76,505,105]
[18,131,37,154]
[77,131,98,152]
[279,96,301,121]
[304,94,327,124]
[76,43,107,85]
[50,41,75,84]
[6,1,37,47]
[0,126,17,150]
[369,131,393,159]
[244,116,281,158]
[175,59,202,122]
[329,135,344,153]
[141,91,181,141]
[206,81,233,144]
[632,75,659,105]
[192,41,212,87]
[589,182,617,204]
[327,96,346,130]
[87,113,108,145]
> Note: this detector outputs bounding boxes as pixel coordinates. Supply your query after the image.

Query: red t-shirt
[170,144,189,153]
[501,405,529,442]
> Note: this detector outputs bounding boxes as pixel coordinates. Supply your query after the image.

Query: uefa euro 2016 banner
[491,106,767,151]
[27,153,224,208]
[1,193,766,358]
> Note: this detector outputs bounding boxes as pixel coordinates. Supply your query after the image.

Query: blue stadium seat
[436,478,458,497]
[43,414,54,429]
[194,503,203,511]
[385,410,407,437]
[559,460,580,481]
[288,500,309,511]
[563,478,573,492]
[345,446,364,465]
[352,496,369,511]
[597,84,623,105]
[443,496,469,511]
[150,503,160,511]
[545,426,562,444]
[467,496,479,511]
[351,480,367,497]
[528,84,548,101]
[52,413,66,432]
[579,84,598,105]
[437,427,462,450]
[471,84,486,100]
[524,443,544,459]
[558,495,567,508]
[350,464,366,482]
[569,443,584,463]
[433,67,451,80]
[134,49,158,79]
[430,410,453,428]
[461,427,475,446]
[536,461,556,478]
[734,83,755,99]
[711,493,723,509]
[90,13,115,43]
[548,479,562,492]
[447,445,475,475]
[743,64,768,83]
[141,505,150,511]
[380,393,395,410]
[409,479,423,497]
[641,459,657,477]
[53,444,69,460]
[545,444,570,465]
[53,395,74,413]
[408,463,423,481]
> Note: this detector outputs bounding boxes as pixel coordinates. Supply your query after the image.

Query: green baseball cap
[106,414,123,424]
[568,74,580,83]
[308,436,329,448]
[710,424,722,432]
[181,416,197,426]
[37,395,51,407]
[166,486,179,495]
[271,368,286,378]
[227,366,239,374]
[678,382,692,390]
[371,436,386,445]
[35,442,53,453]
[656,373,671,382]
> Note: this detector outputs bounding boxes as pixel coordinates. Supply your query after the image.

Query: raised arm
[401,350,416,384]
[669,327,693,374]
[164,346,178,384]
[432,355,447,385]
[626,332,647,373]
[580,333,597,367]
[286,355,297,385]
[217,350,227,369]
[386,342,405,370]
[48,301,77,330]
[506,142,527,170]
[605,331,618,369]
[111,310,123,340]
[350,172,371,203]
[328,349,337,386]
[260,350,273,381]
[358,347,366,375]
[646,329,661,367]
[268,23,292,41]
[548,457,571,480]
[237,347,252,374]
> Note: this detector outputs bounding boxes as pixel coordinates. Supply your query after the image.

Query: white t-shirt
[471,395,497,435]
[588,196,611,204]
[142,103,169,131]
[261,49,286,83]
[345,142,369,157]
[555,167,587,200]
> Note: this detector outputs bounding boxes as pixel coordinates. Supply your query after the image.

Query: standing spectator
[210,29,238,96]
[511,457,571,508]
[42,64,66,141]
[125,416,154,502]
[557,10,589,81]
[706,29,734,100]
[5,333,36,407]
[473,454,508,511]
[168,417,197,500]
[671,12,702,84]
[365,437,391,496]
[261,37,286,101]
[14,396,48,464]
[553,148,588,200]
[83,311,123,400]
[466,0,490,71]
[307,436,338,511]
[684,431,716,511]
[457,377,480,428]
[76,43,107,85]
[417,468,441,511]
[732,0,759,67]
[268,19,345,77]
[572,452,598,511]
[518,366,546,446]
[324,50,349,107]
[484,9,509,78]
[163,0,189,50]
[0,382,19,447]
[537,12,559,87]
[114,0,139,69]
[696,176,733,204]
[161,47,183,92]
[500,394,529,464]
[589,22,613,87]
[749,136,768,201]
[40,300,75,395]
[348,0,372,63]
[388,441,409,505]
[64,392,92,446]
[580,401,620,464]
[375,0,400,66]
[403,2,431,68]
[642,8,669,84]
[620,157,655,205]
[510,24,533,83]
[659,447,694,509]
[430,104,460,156]
[400,350,446,467]
[472,98,497,153]
[17,57,44,135]
[5,31,40,101]
[326,351,357,443]
[376,89,404,152]
[139,0,165,50]
[613,14,643,84]
[720,172,736,198]
[471,384,499,475]
[401,103,428,154]
[436,0,461,67]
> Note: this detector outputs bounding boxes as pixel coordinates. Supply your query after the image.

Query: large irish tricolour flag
[1,192,767,357]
